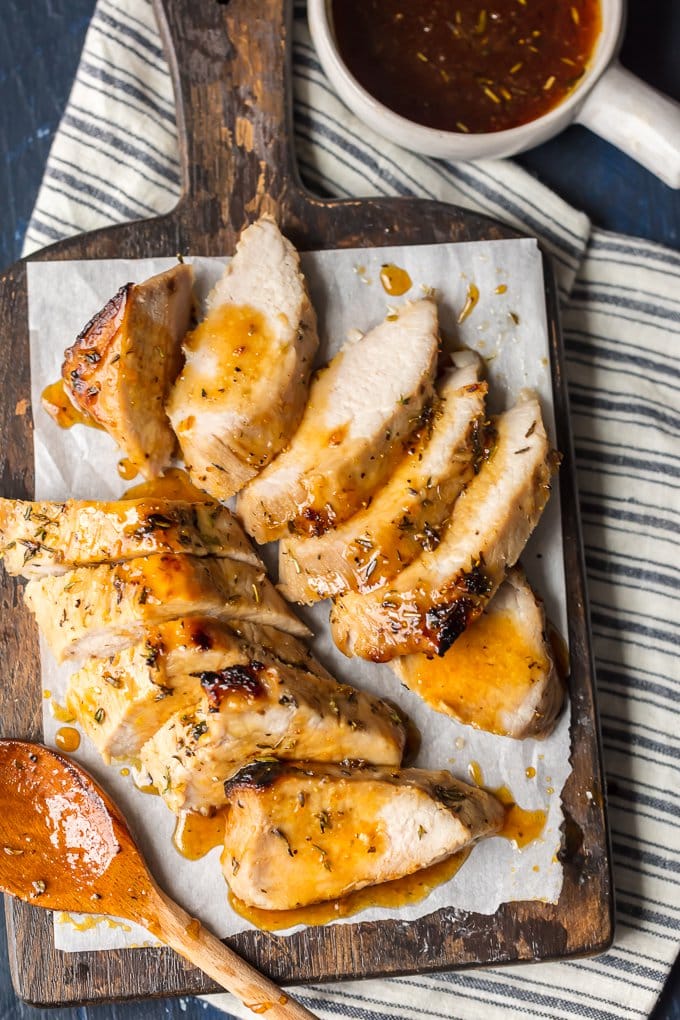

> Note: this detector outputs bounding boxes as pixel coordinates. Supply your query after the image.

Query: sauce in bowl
[331,0,601,133]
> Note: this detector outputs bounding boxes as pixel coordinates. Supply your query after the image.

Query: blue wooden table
[0,2,678,1018]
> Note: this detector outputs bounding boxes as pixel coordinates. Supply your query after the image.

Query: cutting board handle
[154,0,298,252]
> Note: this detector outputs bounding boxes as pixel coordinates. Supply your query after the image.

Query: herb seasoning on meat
[331,0,601,133]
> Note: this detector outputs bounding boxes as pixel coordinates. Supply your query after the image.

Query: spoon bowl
[0,740,317,1020]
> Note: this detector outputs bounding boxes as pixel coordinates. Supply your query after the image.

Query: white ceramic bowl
[308,0,680,187]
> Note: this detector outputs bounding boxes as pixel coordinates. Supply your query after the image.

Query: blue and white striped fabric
[23,2,680,1019]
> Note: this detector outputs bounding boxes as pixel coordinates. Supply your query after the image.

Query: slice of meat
[222,761,504,909]
[61,263,193,479]
[167,217,318,501]
[65,638,198,764]
[140,640,406,814]
[278,352,486,603]
[0,497,258,578]
[392,566,565,738]
[25,553,309,663]
[330,392,557,661]
[65,616,336,764]
[237,299,440,544]
[219,620,335,682]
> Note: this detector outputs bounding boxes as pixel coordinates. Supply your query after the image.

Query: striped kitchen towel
[23,2,680,1019]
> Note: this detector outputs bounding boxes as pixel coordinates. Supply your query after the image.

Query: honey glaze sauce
[117,457,139,481]
[55,727,81,753]
[230,848,470,932]
[173,809,227,861]
[468,762,547,849]
[332,0,601,133]
[122,467,209,502]
[397,608,550,736]
[56,911,131,933]
[380,263,412,297]
[41,379,101,430]
[179,304,275,405]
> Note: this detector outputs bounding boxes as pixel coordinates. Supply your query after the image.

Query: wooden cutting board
[0,0,613,1005]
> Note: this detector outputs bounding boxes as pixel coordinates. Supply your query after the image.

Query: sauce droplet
[500,804,547,848]
[173,810,227,861]
[495,284,508,294]
[122,467,208,503]
[494,788,547,848]
[135,783,160,797]
[117,457,139,481]
[525,766,537,779]
[55,727,81,753]
[458,283,480,323]
[468,760,484,787]
[41,380,101,430]
[50,700,77,724]
[120,767,130,778]
[380,263,412,297]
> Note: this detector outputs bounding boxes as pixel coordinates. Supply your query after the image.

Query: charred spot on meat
[425,597,477,656]
[193,661,266,709]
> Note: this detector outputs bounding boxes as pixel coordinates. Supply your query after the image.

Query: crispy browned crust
[62,284,131,416]
[59,266,193,478]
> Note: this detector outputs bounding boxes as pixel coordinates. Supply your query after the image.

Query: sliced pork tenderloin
[392,566,564,738]
[330,392,557,661]
[222,760,504,909]
[66,615,362,765]
[140,643,406,814]
[61,263,193,478]
[279,352,486,603]
[237,299,440,544]
[0,497,258,578]
[167,217,318,500]
[25,553,309,663]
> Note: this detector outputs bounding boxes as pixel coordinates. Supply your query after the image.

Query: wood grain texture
[0,0,613,1005]
[0,741,313,1019]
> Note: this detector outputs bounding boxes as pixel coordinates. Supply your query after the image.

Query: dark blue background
[0,1,678,1018]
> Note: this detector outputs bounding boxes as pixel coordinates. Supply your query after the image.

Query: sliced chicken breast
[0,497,258,578]
[392,566,564,738]
[216,619,335,682]
[279,353,486,603]
[167,217,318,501]
[330,392,557,661]
[26,553,309,663]
[61,263,193,478]
[237,299,440,544]
[66,639,198,764]
[222,761,504,909]
[140,643,406,814]
[66,616,337,764]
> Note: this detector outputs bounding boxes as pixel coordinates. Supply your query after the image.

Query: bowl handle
[576,61,680,188]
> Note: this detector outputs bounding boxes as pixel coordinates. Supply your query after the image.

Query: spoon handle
[146,888,318,1019]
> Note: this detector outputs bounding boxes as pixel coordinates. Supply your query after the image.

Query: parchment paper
[26,238,571,953]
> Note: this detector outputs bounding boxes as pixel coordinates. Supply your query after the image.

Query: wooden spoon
[0,739,317,1019]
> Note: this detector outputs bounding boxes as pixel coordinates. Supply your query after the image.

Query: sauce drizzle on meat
[229,848,470,930]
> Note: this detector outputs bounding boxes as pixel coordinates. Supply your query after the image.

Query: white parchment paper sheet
[26,238,571,953]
